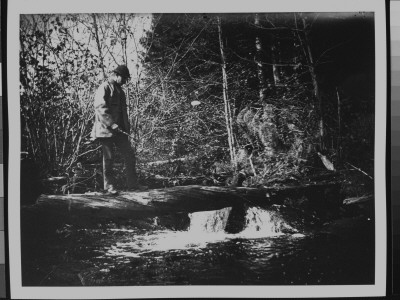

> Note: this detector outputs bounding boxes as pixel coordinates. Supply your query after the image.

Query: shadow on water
[21,206,375,286]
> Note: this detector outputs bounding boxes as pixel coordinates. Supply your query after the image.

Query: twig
[76,145,102,158]
[248,153,257,176]
[78,273,86,286]
[70,173,97,187]
[39,266,58,285]
[345,162,373,180]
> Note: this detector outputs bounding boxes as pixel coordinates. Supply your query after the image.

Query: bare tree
[294,13,324,149]
[217,16,236,168]
[254,13,268,101]
[91,14,106,79]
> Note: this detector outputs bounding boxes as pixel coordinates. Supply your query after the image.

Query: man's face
[116,74,129,86]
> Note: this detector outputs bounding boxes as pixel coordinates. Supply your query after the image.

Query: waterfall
[188,207,232,233]
[240,206,289,237]
[105,206,299,258]
[188,206,293,237]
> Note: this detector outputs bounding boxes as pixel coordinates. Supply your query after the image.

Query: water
[188,207,232,233]
[22,206,375,286]
[103,207,302,260]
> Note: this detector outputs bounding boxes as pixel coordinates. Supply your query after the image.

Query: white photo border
[7,0,387,298]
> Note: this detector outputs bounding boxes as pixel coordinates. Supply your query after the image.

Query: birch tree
[217,16,236,167]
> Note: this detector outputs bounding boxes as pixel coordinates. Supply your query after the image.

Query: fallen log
[341,194,374,217]
[33,185,267,219]
[22,186,269,231]
[343,194,373,205]
[146,156,196,166]
[20,183,342,252]
[28,182,340,224]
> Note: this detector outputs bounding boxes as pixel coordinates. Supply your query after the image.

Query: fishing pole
[115,127,137,141]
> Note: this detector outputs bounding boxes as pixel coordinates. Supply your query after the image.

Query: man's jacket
[91,79,130,139]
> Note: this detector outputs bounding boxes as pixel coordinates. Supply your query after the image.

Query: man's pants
[99,134,137,190]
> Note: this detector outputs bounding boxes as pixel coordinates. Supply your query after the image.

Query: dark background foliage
[19,12,375,193]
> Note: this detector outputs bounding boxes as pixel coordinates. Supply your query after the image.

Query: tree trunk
[254,14,268,101]
[120,13,128,64]
[336,87,342,159]
[217,17,236,168]
[41,17,51,161]
[92,14,106,79]
[300,17,324,150]
[270,32,281,86]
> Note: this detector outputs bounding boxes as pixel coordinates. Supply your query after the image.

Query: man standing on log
[91,65,139,195]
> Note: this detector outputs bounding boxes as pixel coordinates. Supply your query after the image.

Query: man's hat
[113,65,130,78]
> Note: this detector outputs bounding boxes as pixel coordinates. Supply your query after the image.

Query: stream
[22,206,375,286]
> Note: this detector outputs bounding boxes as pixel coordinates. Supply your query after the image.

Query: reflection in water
[90,230,373,286]
[21,206,375,286]
[105,207,302,258]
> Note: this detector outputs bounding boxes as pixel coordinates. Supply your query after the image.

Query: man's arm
[93,83,116,129]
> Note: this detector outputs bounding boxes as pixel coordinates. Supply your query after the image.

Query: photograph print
[7,0,387,298]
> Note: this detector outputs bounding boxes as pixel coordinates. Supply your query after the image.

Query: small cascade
[104,206,299,258]
[188,206,294,237]
[188,207,232,233]
[239,206,294,237]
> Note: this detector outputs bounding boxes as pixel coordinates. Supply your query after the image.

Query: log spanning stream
[21,185,375,286]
